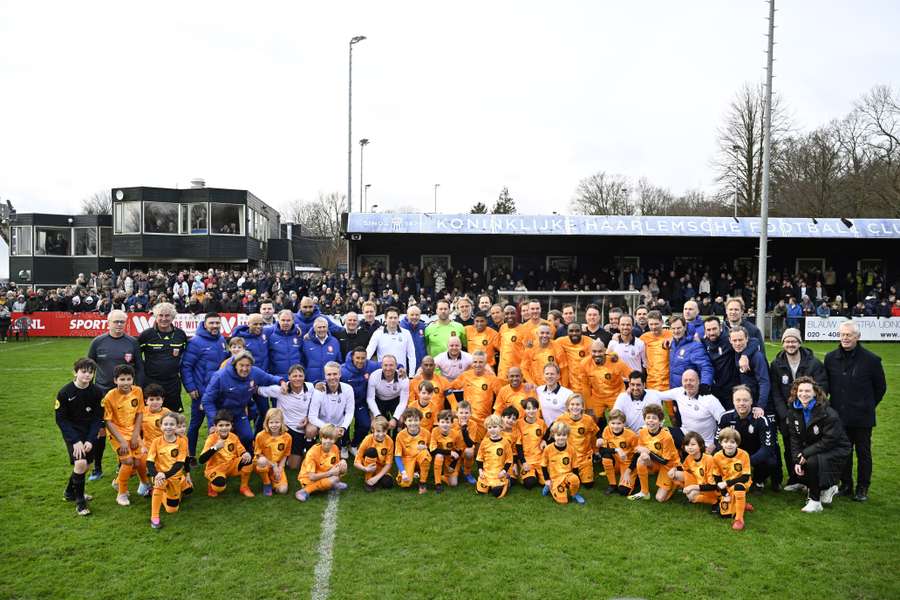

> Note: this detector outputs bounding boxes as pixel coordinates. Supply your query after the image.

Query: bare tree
[635,178,674,215]
[856,84,900,215]
[714,83,791,216]
[570,171,632,215]
[281,192,346,269]
[771,128,844,216]
[80,189,112,215]
[667,190,730,217]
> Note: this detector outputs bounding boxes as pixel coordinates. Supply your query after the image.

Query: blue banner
[347,214,900,239]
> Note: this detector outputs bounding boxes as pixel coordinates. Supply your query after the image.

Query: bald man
[683,300,705,341]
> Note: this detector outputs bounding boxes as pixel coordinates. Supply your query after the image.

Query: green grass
[2,339,899,600]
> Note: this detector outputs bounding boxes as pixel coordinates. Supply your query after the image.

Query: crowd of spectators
[1,262,898,320]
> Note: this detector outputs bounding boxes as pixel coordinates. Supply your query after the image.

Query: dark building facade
[345,213,900,283]
[7,213,115,286]
[7,184,298,286]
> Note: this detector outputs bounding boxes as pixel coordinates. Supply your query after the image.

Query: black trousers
[842,426,873,489]
[777,415,799,484]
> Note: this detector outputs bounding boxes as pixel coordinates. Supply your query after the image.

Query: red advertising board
[11,312,251,338]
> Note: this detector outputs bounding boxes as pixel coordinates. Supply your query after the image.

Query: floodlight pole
[755,0,775,332]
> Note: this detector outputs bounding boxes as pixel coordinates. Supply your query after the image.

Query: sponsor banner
[348,213,900,239]
[11,312,250,338]
[804,317,900,342]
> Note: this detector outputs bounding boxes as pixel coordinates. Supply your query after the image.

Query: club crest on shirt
[481,384,488,391]
[130,398,138,407]
[227,443,235,452]
[380,448,388,456]
[561,456,570,465]
[604,373,611,380]
[813,425,820,435]
[579,350,585,357]
[578,426,585,435]
[679,349,686,357]
[277,443,285,451]
[495,447,504,456]
[748,425,754,434]
[327,346,333,352]
[124,353,133,363]
[331,456,337,464]
[619,441,627,448]
[170,448,179,457]
[734,463,743,472]
[699,467,705,476]
[654,442,662,450]
[511,335,517,342]
[782,375,789,384]
[172,348,180,357]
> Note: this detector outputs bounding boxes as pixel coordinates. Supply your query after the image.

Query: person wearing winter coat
[181,313,228,458]
[201,351,285,452]
[824,321,887,502]
[267,310,304,380]
[668,316,714,391]
[786,376,851,513]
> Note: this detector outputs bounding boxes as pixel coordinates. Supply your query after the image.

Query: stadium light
[359,138,370,212]
[347,35,367,215]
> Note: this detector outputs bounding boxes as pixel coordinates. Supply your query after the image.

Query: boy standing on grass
[714,427,754,531]
[475,415,514,499]
[103,364,151,506]
[430,410,465,492]
[55,358,105,516]
[394,408,432,494]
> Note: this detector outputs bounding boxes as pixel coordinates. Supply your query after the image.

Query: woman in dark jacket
[787,376,851,513]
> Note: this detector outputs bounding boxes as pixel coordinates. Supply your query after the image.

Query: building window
[34,227,72,256]
[181,203,208,234]
[10,226,32,256]
[99,227,113,256]
[114,201,141,234]
[143,201,179,234]
[73,227,98,256]
[249,208,268,241]
[211,203,245,235]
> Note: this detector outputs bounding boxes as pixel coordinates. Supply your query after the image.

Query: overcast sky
[1,1,897,216]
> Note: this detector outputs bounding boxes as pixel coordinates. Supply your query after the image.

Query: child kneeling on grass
[626,403,681,502]
[476,415,514,499]
[296,424,348,502]
[254,408,292,496]
[674,431,721,510]
[147,411,188,529]
[355,416,395,492]
[540,421,585,505]
[199,410,254,497]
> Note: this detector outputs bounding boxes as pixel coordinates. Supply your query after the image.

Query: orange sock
[636,462,649,494]
[463,453,475,476]
[602,459,617,485]
[134,459,149,484]
[433,454,445,485]
[258,468,271,485]
[117,463,134,494]
[239,465,252,488]
[151,490,163,520]
[733,489,746,522]
[418,456,431,482]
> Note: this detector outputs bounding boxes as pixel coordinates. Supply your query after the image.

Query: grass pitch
[1,339,899,600]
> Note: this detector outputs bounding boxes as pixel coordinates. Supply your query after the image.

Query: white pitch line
[0,341,52,352]
[311,491,340,600]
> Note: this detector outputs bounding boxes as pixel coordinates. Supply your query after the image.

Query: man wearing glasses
[86,309,144,481]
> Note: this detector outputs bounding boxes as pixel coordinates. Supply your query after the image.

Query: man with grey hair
[87,309,144,480]
[309,361,355,459]
[824,320,886,502]
[138,302,187,412]
[302,317,342,384]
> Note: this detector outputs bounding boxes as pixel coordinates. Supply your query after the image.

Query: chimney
[190,178,206,189]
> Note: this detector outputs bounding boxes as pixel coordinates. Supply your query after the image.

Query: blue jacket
[735,347,771,411]
[181,323,228,395]
[294,306,343,338]
[302,334,343,384]
[230,325,269,372]
[267,324,303,379]
[722,318,767,360]
[669,335,714,387]
[399,316,427,367]
[786,303,803,326]
[685,315,706,341]
[201,363,283,421]
[340,352,380,405]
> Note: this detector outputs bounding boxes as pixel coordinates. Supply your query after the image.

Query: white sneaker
[137,482,152,497]
[801,499,823,513]
[783,483,807,493]
[820,485,839,505]
[116,493,131,507]
[340,447,349,460]
[349,446,358,457]
[627,491,650,501]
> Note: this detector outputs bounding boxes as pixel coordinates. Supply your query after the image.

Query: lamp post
[364,184,371,211]
[347,35,366,215]
[732,144,741,218]
[359,138,369,211]
[434,183,440,212]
